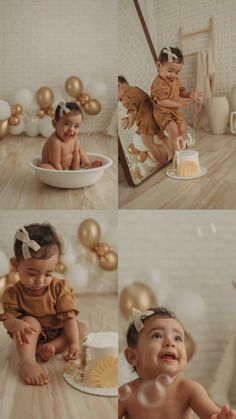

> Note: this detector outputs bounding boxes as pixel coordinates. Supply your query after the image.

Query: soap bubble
[156,374,173,387]
[119,384,132,401]
[197,222,216,238]
[137,380,165,409]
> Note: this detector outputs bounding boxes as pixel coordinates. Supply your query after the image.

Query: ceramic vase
[229,85,236,111]
[206,97,229,134]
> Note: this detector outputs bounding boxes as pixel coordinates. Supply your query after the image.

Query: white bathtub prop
[27,152,113,189]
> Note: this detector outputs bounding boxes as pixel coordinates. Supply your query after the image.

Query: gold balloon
[11,104,22,116]
[65,76,83,98]
[128,143,138,155]
[0,119,9,140]
[36,87,54,110]
[79,93,90,105]
[6,271,20,285]
[99,250,117,271]
[46,108,55,118]
[83,99,101,115]
[0,276,7,301]
[185,331,196,361]
[137,151,147,162]
[36,109,45,118]
[119,282,157,320]
[55,261,67,274]
[94,242,110,257]
[9,115,20,126]
[78,219,101,248]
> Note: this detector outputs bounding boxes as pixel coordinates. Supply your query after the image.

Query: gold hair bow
[14,226,41,260]
[129,308,155,333]
[163,46,178,62]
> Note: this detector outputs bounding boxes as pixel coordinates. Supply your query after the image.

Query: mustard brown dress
[151,75,185,129]
[0,278,79,343]
[121,86,159,135]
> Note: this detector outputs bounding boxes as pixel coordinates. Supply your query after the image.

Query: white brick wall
[0,0,117,133]
[118,210,236,389]
[119,0,236,123]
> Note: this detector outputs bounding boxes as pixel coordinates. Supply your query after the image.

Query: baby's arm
[63,318,80,360]
[156,98,190,109]
[188,380,236,419]
[121,110,137,129]
[3,318,37,346]
[180,88,203,103]
[49,141,63,170]
[71,143,81,170]
[79,146,90,167]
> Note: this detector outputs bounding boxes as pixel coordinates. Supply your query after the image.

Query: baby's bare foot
[19,360,48,386]
[37,343,55,361]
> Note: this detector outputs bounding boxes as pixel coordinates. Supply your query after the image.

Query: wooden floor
[0,293,117,419]
[119,130,236,209]
[0,133,117,210]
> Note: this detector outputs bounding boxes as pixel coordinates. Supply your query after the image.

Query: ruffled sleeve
[122,95,138,114]
[0,286,21,321]
[54,280,79,320]
[151,77,170,104]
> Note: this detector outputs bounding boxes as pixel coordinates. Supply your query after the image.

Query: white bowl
[27,153,113,189]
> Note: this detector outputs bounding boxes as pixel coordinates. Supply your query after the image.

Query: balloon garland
[0,75,103,140]
[78,218,118,271]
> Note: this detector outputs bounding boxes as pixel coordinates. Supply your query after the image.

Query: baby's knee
[22,316,42,332]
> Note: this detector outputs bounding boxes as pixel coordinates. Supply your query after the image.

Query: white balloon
[61,236,78,266]
[66,264,89,291]
[167,289,207,327]
[38,115,54,138]
[9,120,25,135]
[86,79,107,98]
[0,250,9,276]
[14,89,33,112]
[25,117,40,136]
[0,100,11,120]
[132,134,147,152]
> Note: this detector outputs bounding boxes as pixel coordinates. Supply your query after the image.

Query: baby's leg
[37,320,89,362]
[163,120,180,159]
[140,134,163,163]
[17,316,48,386]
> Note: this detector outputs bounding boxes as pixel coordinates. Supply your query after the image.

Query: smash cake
[64,332,118,389]
[169,149,201,177]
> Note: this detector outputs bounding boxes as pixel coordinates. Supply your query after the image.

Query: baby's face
[132,316,187,380]
[12,252,59,292]
[54,112,82,142]
[158,61,183,82]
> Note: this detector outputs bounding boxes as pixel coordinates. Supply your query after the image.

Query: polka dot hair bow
[14,226,41,260]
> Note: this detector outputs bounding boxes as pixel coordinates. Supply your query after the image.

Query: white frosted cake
[64,332,118,388]
[172,150,201,177]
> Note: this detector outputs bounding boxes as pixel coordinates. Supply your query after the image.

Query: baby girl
[119,307,236,419]
[0,223,88,386]
[40,101,90,170]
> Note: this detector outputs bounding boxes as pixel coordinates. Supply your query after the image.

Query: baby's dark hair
[118,75,129,84]
[159,47,184,64]
[14,223,63,261]
[55,101,83,121]
[127,306,178,348]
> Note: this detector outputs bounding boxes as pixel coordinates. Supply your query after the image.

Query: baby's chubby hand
[11,320,37,346]
[189,89,203,103]
[216,404,236,418]
[121,117,129,129]
[64,343,80,361]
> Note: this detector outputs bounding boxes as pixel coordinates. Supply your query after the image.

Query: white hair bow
[129,307,155,333]
[59,101,70,118]
[14,226,41,260]
[163,46,178,62]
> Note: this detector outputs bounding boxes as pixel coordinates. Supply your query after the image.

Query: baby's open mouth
[160,352,177,361]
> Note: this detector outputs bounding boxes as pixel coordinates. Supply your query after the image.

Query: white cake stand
[63,373,118,397]
[166,166,207,180]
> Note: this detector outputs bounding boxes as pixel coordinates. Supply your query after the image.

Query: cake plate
[166,166,207,180]
[63,373,118,397]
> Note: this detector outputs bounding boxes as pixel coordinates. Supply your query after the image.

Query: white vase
[229,84,236,111]
[206,97,229,134]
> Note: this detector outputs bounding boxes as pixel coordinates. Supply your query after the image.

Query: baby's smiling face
[53,112,82,142]
[158,61,183,83]
[127,316,187,380]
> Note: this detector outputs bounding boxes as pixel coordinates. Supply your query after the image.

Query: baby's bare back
[42,134,77,170]
[120,378,193,419]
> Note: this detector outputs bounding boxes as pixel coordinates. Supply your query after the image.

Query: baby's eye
[152,332,162,339]
[75,125,79,129]
[175,335,183,342]
[45,273,52,277]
